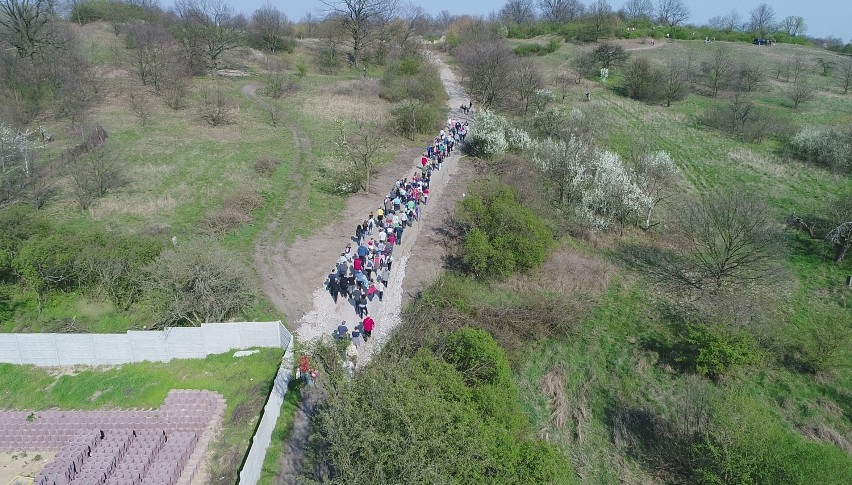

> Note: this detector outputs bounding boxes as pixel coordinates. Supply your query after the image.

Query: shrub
[790,126,852,173]
[445,327,512,386]
[379,54,445,104]
[78,234,162,310]
[253,156,281,176]
[145,240,254,326]
[457,180,552,277]
[12,234,85,299]
[623,57,662,102]
[391,100,442,139]
[678,323,761,379]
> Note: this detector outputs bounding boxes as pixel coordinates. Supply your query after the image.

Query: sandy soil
[0,451,53,484]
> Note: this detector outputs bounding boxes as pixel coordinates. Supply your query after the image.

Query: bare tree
[826,193,852,263]
[655,0,690,27]
[708,10,741,31]
[127,21,174,93]
[500,0,536,25]
[779,15,806,37]
[592,41,629,69]
[789,73,814,109]
[669,189,784,291]
[127,84,152,127]
[173,0,242,71]
[584,0,614,42]
[748,3,776,36]
[320,0,396,68]
[732,62,764,92]
[66,147,123,210]
[537,0,584,22]
[701,45,732,97]
[839,57,852,95]
[0,0,58,58]
[457,40,517,108]
[198,77,235,125]
[660,59,688,107]
[334,117,386,193]
[250,2,289,53]
[623,0,653,20]
[513,57,544,115]
[816,57,836,77]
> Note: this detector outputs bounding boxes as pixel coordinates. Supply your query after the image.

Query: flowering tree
[467,109,509,158]
[579,150,645,233]
[0,123,37,205]
[532,134,592,210]
[632,150,679,230]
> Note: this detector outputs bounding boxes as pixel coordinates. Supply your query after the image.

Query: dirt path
[270,53,474,483]
[245,83,315,319]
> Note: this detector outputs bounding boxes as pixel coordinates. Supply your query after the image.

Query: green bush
[512,40,559,57]
[391,100,442,139]
[445,327,512,386]
[692,394,852,484]
[678,323,761,379]
[379,55,445,104]
[0,205,52,282]
[306,333,576,484]
[457,181,553,277]
[12,234,85,299]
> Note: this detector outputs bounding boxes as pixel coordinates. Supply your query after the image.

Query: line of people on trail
[308,117,465,377]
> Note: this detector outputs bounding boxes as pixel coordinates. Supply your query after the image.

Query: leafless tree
[779,15,806,37]
[162,62,190,109]
[584,0,613,42]
[250,2,290,53]
[127,84,152,127]
[334,117,387,193]
[748,3,776,36]
[592,41,628,69]
[173,0,242,71]
[537,0,584,22]
[66,147,122,210]
[552,69,573,101]
[512,58,544,115]
[198,77,235,125]
[500,0,536,25]
[127,21,174,93]
[655,0,690,27]
[320,0,396,68]
[732,62,764,92]
[839,57,852,95]
[667,189,785,291]
[826,193,852,263]
[0,122,38,205]
[815,57,836,76]
[701,45,732,97]
[0,0,59,58]
[788,73,814,109]
[708,10,742,31]
[660,59,688,107]
[457,40,517,108]
[623,0,653,20]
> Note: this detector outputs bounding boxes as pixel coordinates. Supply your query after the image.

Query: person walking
[362,315,375,342]
[358,295,368,319]
[375,279,385,301]
[326,268,339,303]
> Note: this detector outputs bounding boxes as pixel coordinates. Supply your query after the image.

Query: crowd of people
[298,115,471,383]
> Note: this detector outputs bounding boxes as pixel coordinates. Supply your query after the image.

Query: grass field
[0,348,284,483]
[484,35,852,482]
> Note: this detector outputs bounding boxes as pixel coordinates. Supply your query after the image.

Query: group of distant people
[299,112,471,382]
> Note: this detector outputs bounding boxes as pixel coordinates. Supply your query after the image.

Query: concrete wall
[238,345,294,484]
[0,322,291,366]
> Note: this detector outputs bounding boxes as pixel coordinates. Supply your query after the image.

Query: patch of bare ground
[0,452,54,484]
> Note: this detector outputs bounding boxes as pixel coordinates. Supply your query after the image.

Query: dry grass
[799,424,852,454]
[503,246,614,297]
[541,364,569,429]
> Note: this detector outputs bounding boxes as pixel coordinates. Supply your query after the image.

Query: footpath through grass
[0,348,283,483]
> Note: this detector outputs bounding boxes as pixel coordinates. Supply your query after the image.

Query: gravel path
[295,54,472,366]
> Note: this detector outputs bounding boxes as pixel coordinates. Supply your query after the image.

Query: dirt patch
[0,452,54,484]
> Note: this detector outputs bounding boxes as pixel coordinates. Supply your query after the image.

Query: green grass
[257,383,302,485]
[0,348,284,483]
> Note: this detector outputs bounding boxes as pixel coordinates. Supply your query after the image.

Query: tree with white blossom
[0,123,38,205]
[632,150,679,230]
[532,134,593,210]
[467,109,509,158]
[579,149,646,234]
